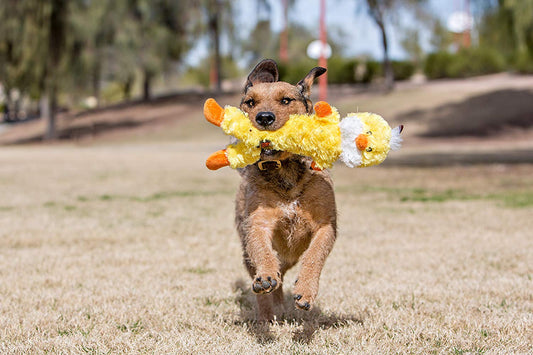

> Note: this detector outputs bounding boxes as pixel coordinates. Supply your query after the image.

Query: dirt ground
[0,74,532,353]
[0,143,532,354]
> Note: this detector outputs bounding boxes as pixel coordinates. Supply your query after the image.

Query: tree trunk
[377,20,394,91]
[42,86,58,140]
[92,60,101,106]
[279,0,289,63]
[123,74,134,101]
[209,2,222,93]
[143,70,152,102]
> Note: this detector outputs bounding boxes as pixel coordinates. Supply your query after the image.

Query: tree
[69,1,119,105]
[0,0,49,121]
[363,0,427,90]
[429,18,453,53]
[400,28,423,67]
[201,0,234,93]
[477,0,533,68]
[105,0,200,102]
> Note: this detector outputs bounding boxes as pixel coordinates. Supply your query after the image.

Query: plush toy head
[339,113,403,168]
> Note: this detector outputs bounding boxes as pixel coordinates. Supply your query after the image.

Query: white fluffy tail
[390,125,403,151]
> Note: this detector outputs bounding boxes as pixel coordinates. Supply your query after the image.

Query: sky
[185,0,472,67]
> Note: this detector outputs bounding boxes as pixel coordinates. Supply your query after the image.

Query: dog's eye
[245,99,255,108]
[280,97,293,105]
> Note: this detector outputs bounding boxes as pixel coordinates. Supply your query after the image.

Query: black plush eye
[366,147,373,152]
[245,98,255,108]
[366,131,372,135]
[280,97,293,105]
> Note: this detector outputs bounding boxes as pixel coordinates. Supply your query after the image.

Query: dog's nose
[256,112,275,127]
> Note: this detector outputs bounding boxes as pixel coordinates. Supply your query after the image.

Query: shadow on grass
[232,278,363,345]
[397,89,533,137]
[12,120,143,144]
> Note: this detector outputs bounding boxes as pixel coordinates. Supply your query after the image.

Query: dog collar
[256,160,282,171]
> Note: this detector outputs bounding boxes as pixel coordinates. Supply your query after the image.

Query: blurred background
[0,0,532,152]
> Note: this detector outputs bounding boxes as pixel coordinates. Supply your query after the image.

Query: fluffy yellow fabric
[220,105,342,169]
[355,112,392,168]
[226,141,260,169]
[211,100,398,170]
[268,107,342,169]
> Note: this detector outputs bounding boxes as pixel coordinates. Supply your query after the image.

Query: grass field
[1,142,532,354]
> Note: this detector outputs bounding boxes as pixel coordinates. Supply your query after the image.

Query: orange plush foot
[206,149,230,170]
[314,101,332,118]
[204,98,224,126]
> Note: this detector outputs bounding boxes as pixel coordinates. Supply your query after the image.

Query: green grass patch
[197,296,232,307]
[400,188,476,203]
[117,319,144,334]
[489,191,533,208]
[185,267,215,275]
[337,184,533,208]
[94,190,233,203]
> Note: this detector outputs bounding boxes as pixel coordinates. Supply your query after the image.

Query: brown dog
[235,59,337,321]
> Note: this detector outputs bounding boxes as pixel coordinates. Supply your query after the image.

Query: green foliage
[400,28,424,66]
[429,19,453,52]
[278,58,317,84]
[362,60,382,84]
[513,50,533,74]
[477,0,533,71]
[424,47,505,79]
[391,60,415,81]
[424,51,454,79]
[277,57,415,85]
[182,56,242,88]
[325,57,359,84]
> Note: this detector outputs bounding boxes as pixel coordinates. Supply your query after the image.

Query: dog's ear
[297,67,327,99]
[244,59,279,92]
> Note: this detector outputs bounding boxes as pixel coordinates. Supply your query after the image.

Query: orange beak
[355,134,368,151]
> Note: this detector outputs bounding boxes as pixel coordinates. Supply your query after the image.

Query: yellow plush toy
[204,98,402,170]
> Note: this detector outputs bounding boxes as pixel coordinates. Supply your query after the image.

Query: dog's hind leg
[292,224,336,311]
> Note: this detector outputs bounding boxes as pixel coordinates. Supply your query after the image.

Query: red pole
[319,0,327,101]
[279,0,289,62]
[464,0,471,48]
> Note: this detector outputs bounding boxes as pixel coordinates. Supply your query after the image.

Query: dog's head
[240,59,326,159]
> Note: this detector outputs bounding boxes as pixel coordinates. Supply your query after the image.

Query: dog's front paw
[252,273,281,294]
[292,280,317,311]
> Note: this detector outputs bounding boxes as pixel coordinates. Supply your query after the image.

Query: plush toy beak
[355,133,369,151]
[204,98,224,127]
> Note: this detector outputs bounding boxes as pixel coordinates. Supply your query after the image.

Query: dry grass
[0,143,532,354]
